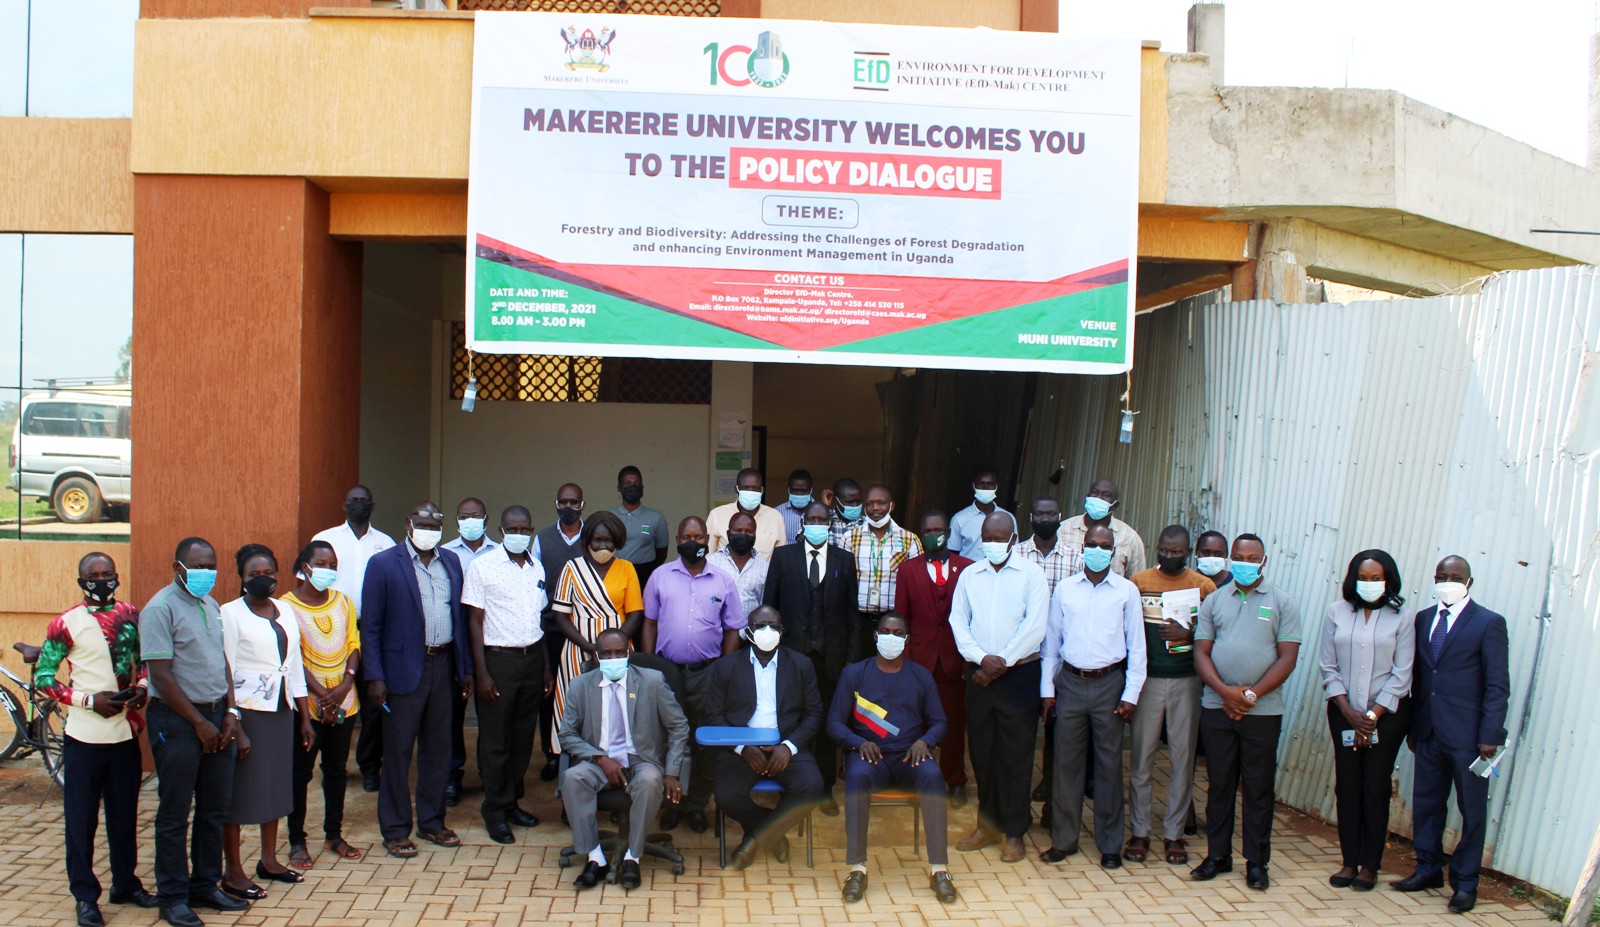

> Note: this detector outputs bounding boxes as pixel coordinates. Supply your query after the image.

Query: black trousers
[966,660,1041,839]
[1326,700,1409,871]
[289,717,355,846]
[476,646,545,824]
[450,685,468,784]
[713,750,824,844]
[803,649,840,791]
[148,699,235,904]
[1200,707,1282,865]
[63,736,144,903]
[1412,733,1492,892]
[538,633,564,759]
[355,663,383,776]
[378,650,455,840]
[670,659,717,813]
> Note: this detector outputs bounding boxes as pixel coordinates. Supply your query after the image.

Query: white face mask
[876,633,907,660]
[737,489,764,510]
[502,532,533,555]
[749,626,781,652]
[410,526,442,551]
[973,486,997,505]
[1356,580,1386,604]
[981,539,1013,565]
[866,508,892,529]
[1435,581,1469,607]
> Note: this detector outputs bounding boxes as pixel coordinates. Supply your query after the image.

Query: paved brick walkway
[0,740,1546,927]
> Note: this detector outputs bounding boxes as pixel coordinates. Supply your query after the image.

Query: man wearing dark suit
[1394,555,1510,915]
[704,606,826,868]
[360,502,474,860]
[559,628,690,890]
[894,509,975,804]
[761,500,858,810]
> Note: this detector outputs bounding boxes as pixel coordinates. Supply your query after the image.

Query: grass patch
[0,496,52,520]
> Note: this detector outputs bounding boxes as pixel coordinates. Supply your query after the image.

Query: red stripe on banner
[477,234,1126,352]
[727,147,1002,200]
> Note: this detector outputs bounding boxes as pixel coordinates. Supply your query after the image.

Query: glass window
[21,0,138,118]
[21,401,79,436]
[77,402,119,437]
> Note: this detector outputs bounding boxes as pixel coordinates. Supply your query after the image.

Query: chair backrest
[627,650,688,704]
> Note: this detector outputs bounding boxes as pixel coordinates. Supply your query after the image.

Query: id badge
[868,588,880,609]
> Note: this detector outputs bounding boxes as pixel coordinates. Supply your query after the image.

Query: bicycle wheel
[0,685,24,761]
[36,699,67,788]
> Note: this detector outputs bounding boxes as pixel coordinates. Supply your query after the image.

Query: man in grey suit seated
[559,628,690,890]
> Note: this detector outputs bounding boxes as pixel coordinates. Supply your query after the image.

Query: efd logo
[703,31,789,88]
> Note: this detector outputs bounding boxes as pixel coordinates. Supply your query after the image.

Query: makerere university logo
[560,25,616,71]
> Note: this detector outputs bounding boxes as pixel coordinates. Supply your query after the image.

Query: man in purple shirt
[642,516,747,832]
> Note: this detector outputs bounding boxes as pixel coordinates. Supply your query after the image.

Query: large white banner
[468,12,1140,373]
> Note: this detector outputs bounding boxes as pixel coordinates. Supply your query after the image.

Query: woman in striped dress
[549,512,644,750]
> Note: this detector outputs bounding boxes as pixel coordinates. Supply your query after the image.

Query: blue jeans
[148,699,236,904]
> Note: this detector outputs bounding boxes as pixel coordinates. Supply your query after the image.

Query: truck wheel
[53,477,103,524]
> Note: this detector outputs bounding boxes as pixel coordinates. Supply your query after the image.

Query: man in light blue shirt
[946,468,1001,561]
[441,496,497,805]
[1039,523,1146,869]
[772,468,814,543]
[947,511,1048,863]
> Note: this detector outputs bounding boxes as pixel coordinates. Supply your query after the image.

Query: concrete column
[1590,32,1600,169]
[1187,3,1226,87]
[1253,221,1308,303]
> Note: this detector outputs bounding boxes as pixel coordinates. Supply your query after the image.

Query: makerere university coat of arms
[561,26,616,71]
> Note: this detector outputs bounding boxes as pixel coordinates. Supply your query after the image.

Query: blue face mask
[981,540,1012,565]
[599,657,629,681]
[180,565,217,599]
[502,532,533,555]
[1196,556,1228,576]
[841,504,863,522]
[802,524,830,546]
[308,567,338,592]
[737,489,764,510]
[789,493,812,510]
[457,517,486,542]
[1084,496,1114,521]
[1082,545,1114,573]
[1230,560,1263,587]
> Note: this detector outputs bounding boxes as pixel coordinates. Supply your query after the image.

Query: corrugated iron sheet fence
[1019,266,1599,895]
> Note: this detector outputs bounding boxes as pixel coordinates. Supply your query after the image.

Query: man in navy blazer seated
[704,606,826,869]
[1393,555,1510,915]
[360,501,474,860]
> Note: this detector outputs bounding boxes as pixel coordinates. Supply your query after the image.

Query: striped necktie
[1430,609,1450,662]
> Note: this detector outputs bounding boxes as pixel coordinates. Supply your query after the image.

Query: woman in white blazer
[218,544,314,901]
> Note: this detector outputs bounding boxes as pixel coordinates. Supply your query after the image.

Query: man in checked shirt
[846,485,922,665]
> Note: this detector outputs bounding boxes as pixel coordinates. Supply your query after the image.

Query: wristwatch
[1242,688,1258,704]
[227,707,242,719]
[86,695,95,711]
[1364,709,1378,721]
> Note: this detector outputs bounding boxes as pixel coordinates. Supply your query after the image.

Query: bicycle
[0,642,68,789]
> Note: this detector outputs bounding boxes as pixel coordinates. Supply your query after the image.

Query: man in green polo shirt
[1188,533,1301,892]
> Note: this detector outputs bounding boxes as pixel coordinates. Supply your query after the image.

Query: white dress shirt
[1040,570,1147,704]
[948,554,1050,666]
[461,546,547,647]
[220,597,309,712]
[311,521,395,616]
[1434,596,1471,635]
[740,649,798,755]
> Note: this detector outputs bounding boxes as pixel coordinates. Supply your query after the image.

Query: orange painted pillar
[130,176,360,601]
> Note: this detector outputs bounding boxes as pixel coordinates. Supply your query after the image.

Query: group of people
[36,465,1510,926]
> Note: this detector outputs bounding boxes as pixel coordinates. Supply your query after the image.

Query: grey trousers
[1128,675,1202,840]
[1051,668,1126,855]
[561,758,664,860]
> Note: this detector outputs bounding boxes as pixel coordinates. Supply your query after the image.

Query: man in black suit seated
[704,606,826,869]
[762,501,858,814]
[1393,555,1510,915]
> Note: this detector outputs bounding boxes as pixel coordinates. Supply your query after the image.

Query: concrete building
[0,0,1596,636]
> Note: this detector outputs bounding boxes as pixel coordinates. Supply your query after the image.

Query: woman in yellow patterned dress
[548,512,644,751]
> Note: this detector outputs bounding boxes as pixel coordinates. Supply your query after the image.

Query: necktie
[1430,609,1450,662]
[934,560,946,585]
[809,550,821,588]
[605,683,630,767]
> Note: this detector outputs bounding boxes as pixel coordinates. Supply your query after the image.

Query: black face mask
[80,577,118,605]
[619,486,644,505]
[1158,555,1188,575]
[1032,519,1060,541]
[557,506,582,525]
[344,499,374,522]
[727,533,756,555]
[678,540,708,563]
[243,575,277,599]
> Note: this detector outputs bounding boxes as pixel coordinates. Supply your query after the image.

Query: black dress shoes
[1392,871,1445,892]
[1101,853,1123,870]
[362,771,380,793]
[76,901,104,927]
[930,871,957,903]
[659,808,682,830]
[617,859,642,889]
[486,821,515,844]
[1190,856,1233,881]
[1039,845,1079,863]
[573,861,608,889]
[686,809,709,833]
[1448,889,1477,914]
[729,837,761,871]
[1245,862,1270,890]
[444,779,461,807]
[948,784,968,808]
[819,796,840,817]
[540,757,559,782]
[769,835,790,864]
[507,806,540,828]
[1032,780,1048,802]
[159,903,204,927]
[841,870,867,902]
[188,888,249,912]
[110,888,159,907]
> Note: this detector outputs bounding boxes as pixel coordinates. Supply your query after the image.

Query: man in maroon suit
[894,510,975,805]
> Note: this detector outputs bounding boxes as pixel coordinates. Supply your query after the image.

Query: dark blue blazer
[1411,600,1511,751]
[359,543,472,695]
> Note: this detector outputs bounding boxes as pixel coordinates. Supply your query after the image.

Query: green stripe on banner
[474,258,775,350]
[822,283,1130,363]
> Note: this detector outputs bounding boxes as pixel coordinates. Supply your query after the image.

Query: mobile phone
[111,686,139,702]
[1341,729,1379,747]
